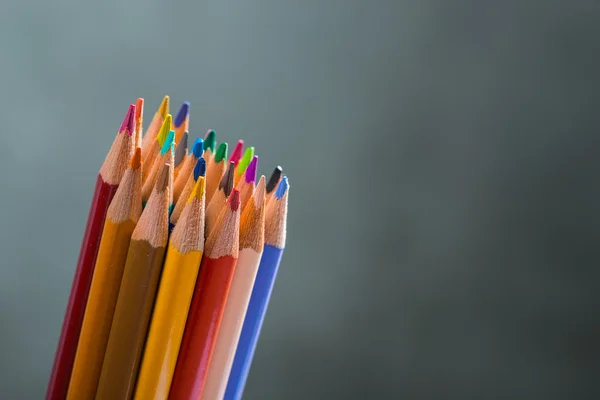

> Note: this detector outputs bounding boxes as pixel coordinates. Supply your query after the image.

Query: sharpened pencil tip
[255,175,266,207]
[215,142,228,162]
[161,130,175,155]
[220,161,235,197]
[228,189,241,211]
[194,157,206,180]
[192,138,204,158]
[191,176,206,201]
[120,104,136,136]
[245,155,258,184]
[156,163,170,192]
[266,166,283,194]
[158,96,170,119]
[174,102,190,127]
[275,176,289,199]
[229,140,244,166]
[157,115,172,146]
[174,132,189,167]
[135,98,144,123]
[237,147,255,175]
[130,147,142,170]
[204,130,216,152]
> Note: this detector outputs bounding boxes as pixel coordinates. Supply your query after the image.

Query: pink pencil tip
[229,140,244,166]
[228,189,241,211]
[120,104,136,136]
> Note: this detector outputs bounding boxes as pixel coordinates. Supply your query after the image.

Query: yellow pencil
[134,176,206,400]
[141,96,169,161]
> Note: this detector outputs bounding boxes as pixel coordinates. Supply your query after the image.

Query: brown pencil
[205,161,234,237]
[95,163,171,400]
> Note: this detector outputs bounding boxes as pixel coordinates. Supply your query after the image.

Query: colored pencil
[142,130,174,204]
[46,104,135,400]
[173,101,190,144]
[134,98,144,148]
[95,164,171,400]
[205,142,228,204]
[141,96,169,161]
[234,146,254,186]
[171,158,206,225]
[143,114,172,185]
[205,161,235,237]
[229,140,244,167]
[265,166,282,204]
[224,177,289,400]
[237,155,258,212]
[67,148,143,400]
[173,131,188,181]
[134,175,207,400]
[203,129,216,165]
[202,176,266,400]
[173,138,203,205]
[169,189,241,400]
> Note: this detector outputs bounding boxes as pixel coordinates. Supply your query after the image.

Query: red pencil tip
[120,104,136,136]
[229,140,244,166]
[228,189,241,211]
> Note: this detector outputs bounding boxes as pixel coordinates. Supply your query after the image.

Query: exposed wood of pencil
[133,177,206,400]
[143,134,174,203]
[205,155,225,205]
[46,105,135,400]
[265,166,282,204]
[169,190,241,400]
[201,177,266,400]
[173,131,188,181]
[142,114,171,185]
[224,177,289,400]
[95,164,170,400]
[66,148,142,400]
[205,161,234,237]
[141,96,169,161]
[171,163,199,224]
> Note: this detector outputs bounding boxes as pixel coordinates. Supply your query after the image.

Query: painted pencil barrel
[67,219,136,399]
[224,245,284,400]
[133,245,202,400]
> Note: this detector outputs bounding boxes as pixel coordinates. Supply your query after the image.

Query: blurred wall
[1,1,600,399]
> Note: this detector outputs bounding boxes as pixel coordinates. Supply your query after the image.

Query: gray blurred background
[1,0,600,399]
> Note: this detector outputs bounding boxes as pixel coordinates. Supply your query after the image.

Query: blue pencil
[224,177,289,400]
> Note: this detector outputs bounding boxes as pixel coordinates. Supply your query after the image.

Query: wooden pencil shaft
[95,239,166,400]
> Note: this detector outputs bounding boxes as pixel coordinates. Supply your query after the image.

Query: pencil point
[161,130,175,155]
[245,155,258,184]
[255,175,266,207]
[130,147,142,170]
[237,147,255,175]
[174,131,188,167]
[120,104,136,136]
[215,142,228,162]
[275,176,289,199]
[228,189,241,211]
[156,163,170,192]
[191,138,204,158]
[135,98,144,124]
[194,157,206,180]
[174,102,190,127]
[204,130,216,152]
[229,140,244,166]
[219,161,235,197]
[191,176,206,201]
[157,114,172,146]
[158,96,170,119]
[266,166,283,193]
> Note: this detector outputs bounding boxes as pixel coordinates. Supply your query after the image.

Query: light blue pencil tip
[275,176,289,199]
[161,130,175,155]
[191,138,204,158]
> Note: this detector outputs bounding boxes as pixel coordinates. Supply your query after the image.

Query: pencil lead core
[157,114,172,146]
[160,130,175,155]
[130,147,142,170]
[204,130,216,152]
[220,161,235,197]
[158,95,170,119]
[194,157,206,180]
[215,142,228,162]
[174,131,188,167]
[275,176,289,200]
[156,163,170,192]
[228,189,241,211]
[120,104,136,136]
[191,138,204,158]
[266,166,283,194]
[174,102,190,128]
[245,156,258,184]
[229,140,244,166]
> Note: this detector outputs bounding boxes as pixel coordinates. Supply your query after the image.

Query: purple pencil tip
[245,155,258,184]
[174,101,190,127]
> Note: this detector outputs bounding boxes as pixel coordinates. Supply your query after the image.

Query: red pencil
[169,189,241,400]
[46,104,135,400]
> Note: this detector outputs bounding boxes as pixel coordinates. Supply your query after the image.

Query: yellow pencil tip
[158,95,170,119]
[189,176,206,203]
[157,114,172,146]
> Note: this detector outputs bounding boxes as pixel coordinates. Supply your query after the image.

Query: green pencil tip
[236,146,255,175]
[215,142,228,162]
[204,130,216,152]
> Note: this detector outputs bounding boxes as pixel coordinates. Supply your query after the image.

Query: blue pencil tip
[275,176,289,199]
[191,138,204,158]
[160,130,175,155]
[174,102,190,127]
[194,157,206,180]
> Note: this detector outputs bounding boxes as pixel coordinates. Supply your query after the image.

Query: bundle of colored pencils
[47,97,289,400]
